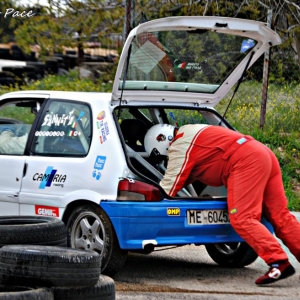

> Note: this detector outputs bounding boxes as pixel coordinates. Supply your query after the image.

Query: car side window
[33,100,92,156]
[0,100,39,155]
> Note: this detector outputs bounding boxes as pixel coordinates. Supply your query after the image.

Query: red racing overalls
[160,124,300,264]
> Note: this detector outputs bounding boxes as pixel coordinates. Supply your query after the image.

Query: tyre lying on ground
[0,216,67,247]
[0,244,116,299]
[0,245,101,287]
[0,285,53,300]
[52,275,115,300]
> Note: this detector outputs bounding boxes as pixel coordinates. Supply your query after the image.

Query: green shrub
[216,82,300,211]
[0,69,114,95]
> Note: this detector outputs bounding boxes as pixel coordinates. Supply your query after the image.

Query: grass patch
[216,81,300,211]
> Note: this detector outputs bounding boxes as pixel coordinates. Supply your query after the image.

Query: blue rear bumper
[100,199,273,250]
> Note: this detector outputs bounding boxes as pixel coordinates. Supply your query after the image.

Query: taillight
[117,179,162,202]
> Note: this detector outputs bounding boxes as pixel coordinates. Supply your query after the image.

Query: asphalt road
[114,212,300,300]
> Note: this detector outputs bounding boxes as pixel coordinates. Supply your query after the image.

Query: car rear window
[119,30,256,93]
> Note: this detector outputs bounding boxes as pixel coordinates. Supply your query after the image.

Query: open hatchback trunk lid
[112,16,281,107]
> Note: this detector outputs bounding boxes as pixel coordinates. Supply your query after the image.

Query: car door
[0,93,48,215]
[18,97,93,217]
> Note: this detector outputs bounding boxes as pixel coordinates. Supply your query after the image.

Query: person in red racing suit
[146,124,300,285]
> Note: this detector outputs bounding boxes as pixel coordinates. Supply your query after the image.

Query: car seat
[120,119,148,152]
[121,118,162,182]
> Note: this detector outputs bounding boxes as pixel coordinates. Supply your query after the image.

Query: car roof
[0,90,112,104]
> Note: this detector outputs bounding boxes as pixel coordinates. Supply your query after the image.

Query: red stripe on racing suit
[160,124,247,197]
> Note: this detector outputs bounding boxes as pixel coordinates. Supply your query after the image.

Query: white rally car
[0,16,280,276]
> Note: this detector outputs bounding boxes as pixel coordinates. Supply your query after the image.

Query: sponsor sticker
[94,156,106,170]
[230,208,238,214]
[92,156,106,180]
[41,110,84,129]
[237,137,247,145]
[67,130,81,137]
[167,208,180,216]
[42,109,75,127]
[174,61,202,70]
[35,131,65,137]
[97,120,110,144]
[96,110,110,144]
[175,62,187,69]
[185,63,202,70]
[68,111,85,136]
[97,111,106,120]
[35,205,59,217]
[92,170,101,180]
[33,166,67,189]
[130,40,166,74]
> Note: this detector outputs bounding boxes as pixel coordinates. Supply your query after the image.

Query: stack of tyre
[0,216,115,300]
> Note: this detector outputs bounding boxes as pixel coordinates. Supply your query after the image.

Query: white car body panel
[0,91,128,217]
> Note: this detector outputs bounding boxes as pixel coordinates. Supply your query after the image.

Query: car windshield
[119,29,256,93]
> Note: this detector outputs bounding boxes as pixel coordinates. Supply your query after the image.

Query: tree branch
[234,0,246,18]
[285,0,300,24]
[258,1,269,10]
[203,0,209,16]
[283,0,300,11]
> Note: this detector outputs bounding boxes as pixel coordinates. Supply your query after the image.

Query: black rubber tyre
[0,245,101,287]
[0,286,53,300]
[205,242,258,267]
[52,274,115,300]
[66,205,128,277]
[0,216,67,247]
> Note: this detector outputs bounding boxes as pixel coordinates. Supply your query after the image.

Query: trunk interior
[114,106,229,199]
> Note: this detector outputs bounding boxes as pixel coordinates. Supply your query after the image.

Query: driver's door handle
[22,163,28,177]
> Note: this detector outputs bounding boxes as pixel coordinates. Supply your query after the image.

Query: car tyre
[0,216,67,247]
[0,245,101,287]
[205,242,258,267]
[0,286,53,300]
[52,274,115,300]
[66,205,128,277]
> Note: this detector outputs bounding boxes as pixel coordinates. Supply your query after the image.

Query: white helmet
[144,124,175,156]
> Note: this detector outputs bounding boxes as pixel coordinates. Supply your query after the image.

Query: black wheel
[66,205,128,277]
[52,274,115,300]
[0,286,53,300]
[0,216,67,247]
[205,242,258,267]
[0,245,101,287]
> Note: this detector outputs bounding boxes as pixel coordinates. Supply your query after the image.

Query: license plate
[187,210,230,225]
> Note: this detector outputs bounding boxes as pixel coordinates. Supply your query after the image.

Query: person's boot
[255,260,295,285]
